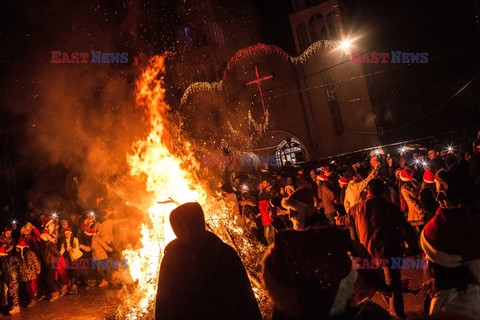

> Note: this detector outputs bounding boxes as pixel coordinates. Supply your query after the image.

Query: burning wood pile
[108,56,271,319]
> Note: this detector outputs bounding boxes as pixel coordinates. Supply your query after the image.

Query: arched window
[275,137,307,166]
[326,11,339,39]
[296,22,309,52]
[308,13,327,42]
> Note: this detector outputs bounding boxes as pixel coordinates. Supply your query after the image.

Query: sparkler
[241,184,248,192]
[51,210,58,219]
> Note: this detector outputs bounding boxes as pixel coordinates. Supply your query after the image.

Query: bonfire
[112,56,270,319]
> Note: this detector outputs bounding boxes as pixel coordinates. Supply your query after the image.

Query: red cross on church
[245,64,274,118]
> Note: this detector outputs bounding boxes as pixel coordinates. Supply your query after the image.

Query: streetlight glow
[339,40,352,55]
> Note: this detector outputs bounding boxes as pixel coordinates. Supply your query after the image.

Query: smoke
[1,0,166,215]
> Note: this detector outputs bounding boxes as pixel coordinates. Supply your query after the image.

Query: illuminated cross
[245,64,273,118]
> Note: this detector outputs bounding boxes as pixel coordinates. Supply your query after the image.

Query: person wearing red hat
[338,176,348,214]
[20,222,41,260]
[39,219,68,302]
[262,225,411,319]
[420,165,480,317]
[399,168,425,236]
[419,170,438,224]
[60,227,82,293]
[282,187,329,230]
[16,239,41,308]
[76,215,96,288]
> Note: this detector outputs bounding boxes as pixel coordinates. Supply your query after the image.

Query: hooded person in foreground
[155,202,262,320]
[262,226,395,320]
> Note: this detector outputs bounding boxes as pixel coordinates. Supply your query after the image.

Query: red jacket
[258,200,272,226]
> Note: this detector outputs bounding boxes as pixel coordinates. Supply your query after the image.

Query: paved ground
[0,285,122,320]
[372,265,428,320]
[0,262,427,320]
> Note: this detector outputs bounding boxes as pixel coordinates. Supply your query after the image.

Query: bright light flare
[339,39,352,55]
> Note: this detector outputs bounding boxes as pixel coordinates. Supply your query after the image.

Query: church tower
[289,0,346,54]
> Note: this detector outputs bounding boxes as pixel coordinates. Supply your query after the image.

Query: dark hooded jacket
[155,202,262,320]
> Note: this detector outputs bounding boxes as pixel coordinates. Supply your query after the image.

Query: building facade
[171,0,380,165]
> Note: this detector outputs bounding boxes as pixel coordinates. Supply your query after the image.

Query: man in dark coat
[336,178,418,319]
[155,202,262,320]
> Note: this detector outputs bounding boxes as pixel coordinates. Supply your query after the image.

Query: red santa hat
[262,227,355,318]
[16,239,28,249]
[42,218,54,229]
[40,229,56,243]
[423,170,437,184]
[316,173,327,182]
[85,227,96,236]
[338,177,348,186]
[64,227,73,234]
[16,239,28,259]
[399,168,413,182]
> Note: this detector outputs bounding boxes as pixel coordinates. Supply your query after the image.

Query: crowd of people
[0,203,127,316]
[2,133,480,319]
[214,133,480,319]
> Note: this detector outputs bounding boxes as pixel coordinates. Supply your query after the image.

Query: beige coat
[91,235,113,260]
[401,181,424,226]
[344,167,378,212]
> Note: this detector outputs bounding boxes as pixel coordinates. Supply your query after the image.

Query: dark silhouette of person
[155,202,262,320]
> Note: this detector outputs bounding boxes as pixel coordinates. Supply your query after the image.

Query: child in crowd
[17,239,41,307]
[60,228,83,293]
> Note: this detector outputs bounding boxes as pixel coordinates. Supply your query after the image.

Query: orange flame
[119,56,207,318]
[118,55,269,319]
